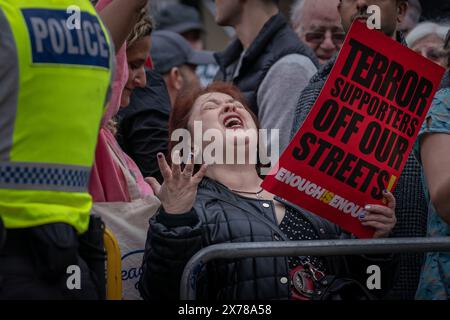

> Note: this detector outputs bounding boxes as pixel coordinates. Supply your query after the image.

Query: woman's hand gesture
[145,152,208,214]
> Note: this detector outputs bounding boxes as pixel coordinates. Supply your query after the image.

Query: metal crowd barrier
[180,237,450,300]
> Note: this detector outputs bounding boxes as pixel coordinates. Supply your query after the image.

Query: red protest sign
[262,21,445,238]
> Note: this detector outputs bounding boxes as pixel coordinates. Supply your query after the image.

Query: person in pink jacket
[90,0,160,300]
[90,0,153,202]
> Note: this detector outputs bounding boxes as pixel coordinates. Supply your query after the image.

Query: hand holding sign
[361,191,396,238]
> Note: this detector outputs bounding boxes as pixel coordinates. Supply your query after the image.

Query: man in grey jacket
[213,0,319,153]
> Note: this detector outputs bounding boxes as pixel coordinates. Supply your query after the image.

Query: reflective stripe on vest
[0,162,90,193]
[0,0,113,233]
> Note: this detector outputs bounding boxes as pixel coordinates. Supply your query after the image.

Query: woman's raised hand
[145,151,208,214]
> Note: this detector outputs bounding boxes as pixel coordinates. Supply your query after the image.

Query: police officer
[0,0,147,299]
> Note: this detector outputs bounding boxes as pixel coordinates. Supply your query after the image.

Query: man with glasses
[291,0,345,64]
[290,0,431,300]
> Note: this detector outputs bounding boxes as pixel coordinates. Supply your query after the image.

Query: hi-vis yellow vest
[0,0,113,233]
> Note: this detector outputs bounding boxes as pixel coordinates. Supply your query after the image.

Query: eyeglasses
[304,30,346,46]
[415,47,448,62]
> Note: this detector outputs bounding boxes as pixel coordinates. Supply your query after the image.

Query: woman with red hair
[139,82,398,300]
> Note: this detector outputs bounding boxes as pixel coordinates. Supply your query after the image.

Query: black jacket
[117,69,171,183]
[214,13,319,115]
[139,178,398,300]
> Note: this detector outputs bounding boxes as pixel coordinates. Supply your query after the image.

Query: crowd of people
[0,0,449,301]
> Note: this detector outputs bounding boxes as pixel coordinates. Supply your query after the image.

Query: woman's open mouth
[223,114,244,130]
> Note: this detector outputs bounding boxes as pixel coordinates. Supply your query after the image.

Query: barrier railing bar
[180,237,450,300]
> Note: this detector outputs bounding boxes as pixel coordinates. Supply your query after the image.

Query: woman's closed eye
[202,99,245,111]
[203,102,220,110]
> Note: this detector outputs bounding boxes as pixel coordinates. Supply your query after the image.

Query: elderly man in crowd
[291,0,345,65]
